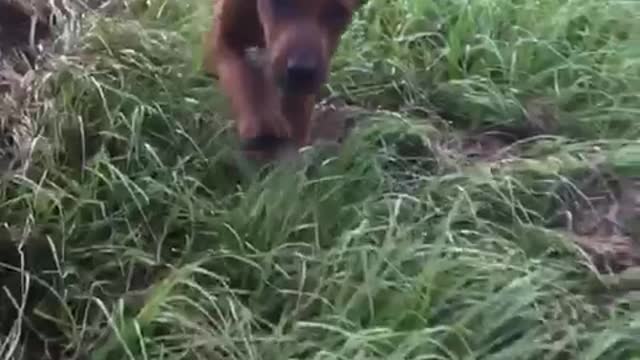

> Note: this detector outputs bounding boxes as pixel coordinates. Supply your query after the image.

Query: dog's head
[257,0,360,95]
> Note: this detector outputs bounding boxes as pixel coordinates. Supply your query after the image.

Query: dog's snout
[282,53,319,94]
[287,58,316,82]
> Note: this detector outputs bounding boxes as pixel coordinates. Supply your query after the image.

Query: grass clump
[0,0,639,359]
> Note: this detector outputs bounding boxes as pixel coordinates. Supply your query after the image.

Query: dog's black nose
[284,55,318,94]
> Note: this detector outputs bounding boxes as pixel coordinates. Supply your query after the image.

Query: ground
[0,0,640,359]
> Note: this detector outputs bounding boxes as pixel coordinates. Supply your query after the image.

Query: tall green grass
[332,0,640,137]
[0,0,639,359]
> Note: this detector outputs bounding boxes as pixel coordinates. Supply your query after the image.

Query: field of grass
[1,0,640,359]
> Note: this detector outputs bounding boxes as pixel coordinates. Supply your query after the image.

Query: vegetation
[1,0,639,358]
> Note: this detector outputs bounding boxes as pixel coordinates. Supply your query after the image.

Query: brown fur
[203,0,361,161]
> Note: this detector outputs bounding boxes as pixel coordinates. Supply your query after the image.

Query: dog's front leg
[205,1,293,159]
[281,94,316,148]
[215,47,291,144]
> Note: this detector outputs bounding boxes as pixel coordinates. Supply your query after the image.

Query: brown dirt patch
[0,0,52,47]
[458,97,559,162]
[0,0,54,74]
[553,173,640,273]
[319,98,640,274]
[311,96,366,145]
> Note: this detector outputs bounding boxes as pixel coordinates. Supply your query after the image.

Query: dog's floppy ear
[355,0,367,8]
[344,0,365,10]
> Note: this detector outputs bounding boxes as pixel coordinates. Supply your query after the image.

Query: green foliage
[0,0,639,359]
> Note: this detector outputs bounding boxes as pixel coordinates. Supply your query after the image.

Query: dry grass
[0,0,639,359]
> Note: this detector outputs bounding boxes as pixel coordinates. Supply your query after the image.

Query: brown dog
[203,0,361,161]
